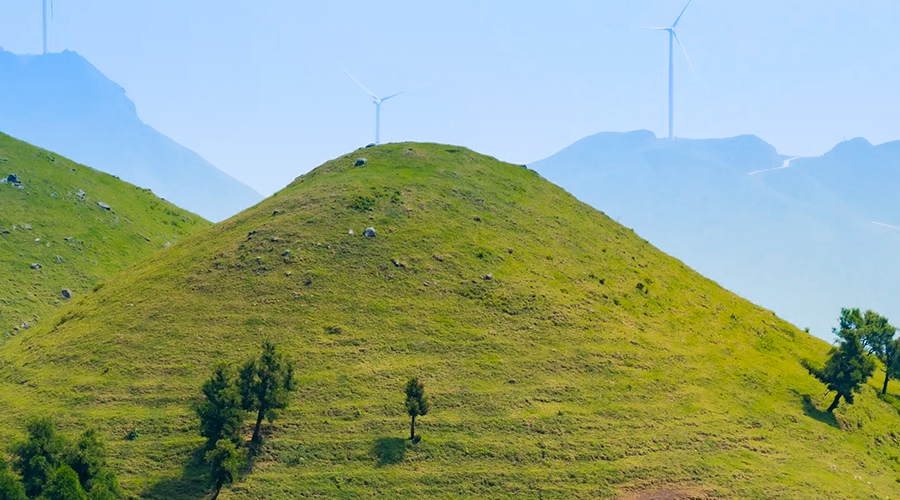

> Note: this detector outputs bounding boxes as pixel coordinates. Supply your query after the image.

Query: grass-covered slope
[1,143,899,499]
[0,132,209,336]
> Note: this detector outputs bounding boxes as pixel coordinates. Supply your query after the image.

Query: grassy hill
[1,143,899,499]
[0,132,210,337]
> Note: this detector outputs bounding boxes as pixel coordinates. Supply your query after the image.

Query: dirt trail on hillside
[618,488,710,500]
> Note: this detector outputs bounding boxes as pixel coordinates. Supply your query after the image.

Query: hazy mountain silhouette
[531,130,900,338]
[0,49,261,221]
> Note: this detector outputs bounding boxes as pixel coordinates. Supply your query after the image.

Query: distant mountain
[0,131,209,336]
[531,130,900,338]
[0,49,262,221]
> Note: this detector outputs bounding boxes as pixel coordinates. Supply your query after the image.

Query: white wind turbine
[629,0,695,140]
[340,65,417,145]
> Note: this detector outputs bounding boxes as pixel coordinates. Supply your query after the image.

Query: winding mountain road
[747,156,800,176]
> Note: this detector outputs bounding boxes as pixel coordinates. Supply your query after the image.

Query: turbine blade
[672,31,695,73]
[382,85,427,101]
[672,0,692,27]
[339,64,378,99]
[604,24,668,30]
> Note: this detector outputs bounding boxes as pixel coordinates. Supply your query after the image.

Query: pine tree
[197,364,247,449]
[405,377,430,441]
[240,341,297,445]
[805,308,876,412]
[43,466,87,500]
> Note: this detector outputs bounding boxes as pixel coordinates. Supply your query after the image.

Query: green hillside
[1,143,899,499]
[0,132,209,336]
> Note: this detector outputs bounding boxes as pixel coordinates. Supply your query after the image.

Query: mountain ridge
[0,49,262,222]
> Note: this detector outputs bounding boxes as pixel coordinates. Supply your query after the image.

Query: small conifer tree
[197,364,246,449]
[404,377,430,441]
[240,341,297,445]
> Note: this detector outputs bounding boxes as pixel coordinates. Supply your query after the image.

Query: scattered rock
[76,189,86,199]
[473,216,481,222]
[21,322,30,330]
[508,379,516,384]
[348,229,354,235]
[61,289,72,299]
[34,238,40,242]
[30,263,41,270]
[247,230,257,240]
[55,256,63,263]
[97,202,111,210]
[507,248,514,254]
[285,271,292,277]
[0,229,9,235]
[24,224,32,230]
[272,210,282,216]
[482,273,494,280]
[364,227,377,238]
[391,259,406,268]
[281,250,292,257]
[143,236,151,242]
[270,237,280,242]
[355,158,368,166]
[433,254,444,262]
[163,242,171,248]
[64,236,73,241]
[15,184,23,190]
[365,143,376,148]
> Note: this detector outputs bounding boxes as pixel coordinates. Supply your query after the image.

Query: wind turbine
[42,0,54,54]
[632,0,695,140]
[340,65,416,145]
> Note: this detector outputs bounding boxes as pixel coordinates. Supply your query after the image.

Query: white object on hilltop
[339,64,420,145]
[612,0,694,140]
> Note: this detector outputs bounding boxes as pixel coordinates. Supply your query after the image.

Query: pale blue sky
[1,0,898,195]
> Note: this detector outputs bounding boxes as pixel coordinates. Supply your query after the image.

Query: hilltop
[0,132,209,337]
[1,143,899,499]
[0,49,262,221]
[531,130,900,339]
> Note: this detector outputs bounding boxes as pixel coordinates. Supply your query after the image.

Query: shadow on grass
[141,446,209,500]
[791,389,840,429]
[373,437,407,466]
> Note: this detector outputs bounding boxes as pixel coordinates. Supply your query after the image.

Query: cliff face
[0,50,261,221]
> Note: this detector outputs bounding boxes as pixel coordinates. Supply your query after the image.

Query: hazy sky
[1,1,898,195]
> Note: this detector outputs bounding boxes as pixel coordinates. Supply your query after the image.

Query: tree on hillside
[66,429,122,499]
[404,377,430,441]
[43,466,87,500]
[0,458,26,500]
[804,308,876,412]
[12,417,65,498]
[197,364,247,449]
[205,440,245,500]
[858,309,898,395]
[239,341,297,445]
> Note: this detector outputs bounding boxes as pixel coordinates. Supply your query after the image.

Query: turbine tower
[340,65,415,145]
[42,0,54,54]
[638,0,694,140]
